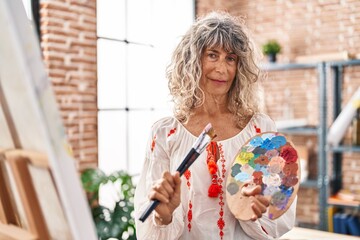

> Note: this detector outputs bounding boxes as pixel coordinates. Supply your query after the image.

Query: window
[97,0,195,177]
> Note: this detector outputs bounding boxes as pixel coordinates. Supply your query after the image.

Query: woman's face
[199,46,238,98]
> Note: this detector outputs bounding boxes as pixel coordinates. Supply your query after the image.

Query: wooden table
[280,227,360,239]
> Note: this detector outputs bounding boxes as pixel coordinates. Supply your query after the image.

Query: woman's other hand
[242,184,270,221]
[148,171,181,225]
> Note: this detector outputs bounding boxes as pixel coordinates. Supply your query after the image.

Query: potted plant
[262,40,281,63]
[81,168,137,240]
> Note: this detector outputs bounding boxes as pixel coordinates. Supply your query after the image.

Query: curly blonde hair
[166,11,263,128]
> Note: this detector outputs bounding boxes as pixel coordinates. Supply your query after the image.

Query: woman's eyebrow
[206,48,219,53]
[206,48,236,56]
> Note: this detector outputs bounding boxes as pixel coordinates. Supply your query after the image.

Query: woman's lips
[209,77,226,83]
[212,79,226,84]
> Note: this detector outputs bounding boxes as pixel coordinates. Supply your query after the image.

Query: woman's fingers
[173,171,181,193]
[250,196,268,220]
[148,189,169,203]
[244,186,270,221]
[169,172,181,207]
[149,171,181,203]
[256,195,270,207]
[149,171,182,222]
[241,184,261,196]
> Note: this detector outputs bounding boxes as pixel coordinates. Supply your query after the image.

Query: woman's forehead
[203,45,236,54]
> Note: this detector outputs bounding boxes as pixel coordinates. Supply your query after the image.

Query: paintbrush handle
[138,149,200,222]
[138,199,160,222]
[176,148,200,175]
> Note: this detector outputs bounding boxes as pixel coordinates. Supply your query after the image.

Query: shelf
[260,62,328,230]
[330,145,360,153]
[278,126,318,135]
[261,62,318,71]
[328,196,360,209]
[300,179,318,188]
[327,59,360,67]
[259,60,360,231]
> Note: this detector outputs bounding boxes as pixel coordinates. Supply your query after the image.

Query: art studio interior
[0,0,359,239]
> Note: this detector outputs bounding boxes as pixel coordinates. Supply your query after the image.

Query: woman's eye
[227,56,237,62]
[208,53,217,58]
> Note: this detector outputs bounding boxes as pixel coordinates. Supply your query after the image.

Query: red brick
[41,0,97,170]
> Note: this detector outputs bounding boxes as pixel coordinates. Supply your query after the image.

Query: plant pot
[268,53,277,63]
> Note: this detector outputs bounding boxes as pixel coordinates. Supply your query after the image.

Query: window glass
[127,44,170,109]
[97,0,194,177]
[127,0,153,44]
[97,39,126,109]
[98,111,127,174]
[97,0,126,40]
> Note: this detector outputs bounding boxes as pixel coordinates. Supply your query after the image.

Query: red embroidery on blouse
[217,143,226,240]
[184,170,192,232]
[184,143,226,238]
[151,135,156,152]
[254,125,261,133]
[167,127,177,137]
[261,225,269,235]
[187,201,192,231]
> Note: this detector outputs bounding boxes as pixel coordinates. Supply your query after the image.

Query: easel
[0,150,51,240]
[0,0,97,239]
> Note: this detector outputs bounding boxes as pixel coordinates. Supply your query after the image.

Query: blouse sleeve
[134,119,184,240]
[238,113,296,239]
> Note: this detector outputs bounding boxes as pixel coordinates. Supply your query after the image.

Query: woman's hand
[148,171,181,225]
[242,184,270,221]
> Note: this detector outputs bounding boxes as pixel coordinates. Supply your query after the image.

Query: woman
[134,11,296,239]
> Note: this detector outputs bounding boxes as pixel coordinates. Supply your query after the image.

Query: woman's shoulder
[152,116,178,129]
[149,116,190,154]
[252,112,274,122]
[250,112,277,131]
[150,116,182,135]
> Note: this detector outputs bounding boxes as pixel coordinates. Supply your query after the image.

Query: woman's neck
[184,96,242,141]
[197,94,229,116]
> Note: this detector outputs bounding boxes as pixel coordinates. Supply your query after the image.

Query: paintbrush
[138,123,216,222]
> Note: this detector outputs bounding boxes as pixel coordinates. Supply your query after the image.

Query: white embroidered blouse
[134,113,296,240]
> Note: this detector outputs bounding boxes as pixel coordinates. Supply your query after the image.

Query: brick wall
[40,0,97,171]
[197,0,360,62]
[197,0,360,227]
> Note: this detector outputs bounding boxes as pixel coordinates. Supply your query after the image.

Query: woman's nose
[215,60,226,73]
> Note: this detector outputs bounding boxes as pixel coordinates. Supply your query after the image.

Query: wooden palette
[226,132,300,221]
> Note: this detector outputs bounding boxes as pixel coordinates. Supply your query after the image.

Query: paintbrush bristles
[207,127,217,140]
[204,123,217,140]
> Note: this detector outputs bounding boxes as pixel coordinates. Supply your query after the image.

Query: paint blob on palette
[226,132,300,221]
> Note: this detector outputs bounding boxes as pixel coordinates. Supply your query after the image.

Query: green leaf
[81,168,137,239]
[81,168,108,193]
[262,40,281,55]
